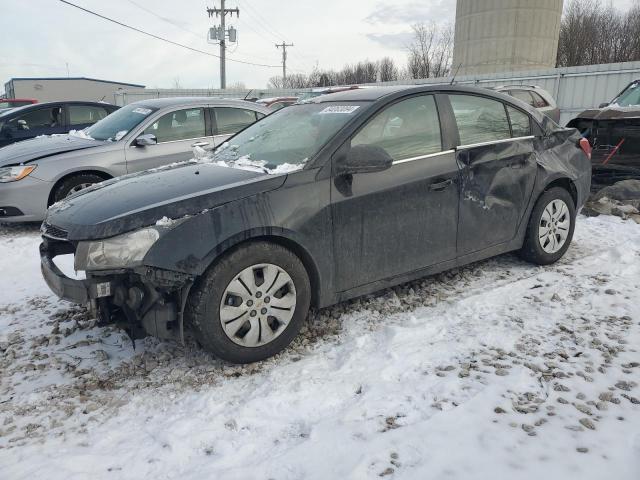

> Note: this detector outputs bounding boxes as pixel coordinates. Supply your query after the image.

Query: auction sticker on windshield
[319,105,360,114]
[132,107,152,115]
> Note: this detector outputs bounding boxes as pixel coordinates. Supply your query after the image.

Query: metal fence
[114,61,640,125]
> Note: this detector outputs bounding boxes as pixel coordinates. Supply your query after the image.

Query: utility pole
[275,42,294,83]
[207,1,239,89]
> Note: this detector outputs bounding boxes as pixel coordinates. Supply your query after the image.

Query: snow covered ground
[0,215,639,479]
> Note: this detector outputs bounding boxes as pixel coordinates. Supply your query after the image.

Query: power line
[240,0,289,42]
[123,0,202,39]
[57,0,280,68]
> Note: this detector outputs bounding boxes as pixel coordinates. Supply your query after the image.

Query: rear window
[449,94,511,145]
[509,90,535,107]
[530,91,549,108]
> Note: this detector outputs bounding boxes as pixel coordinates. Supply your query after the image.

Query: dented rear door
[447,94,537,255]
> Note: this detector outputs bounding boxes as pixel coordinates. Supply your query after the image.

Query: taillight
[579,137,592,160]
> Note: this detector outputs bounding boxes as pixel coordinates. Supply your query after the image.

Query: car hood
[573,105,640,121]
[0,134,105,167]
[44,162,286,240]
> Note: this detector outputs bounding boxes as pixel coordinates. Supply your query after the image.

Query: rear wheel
[519,186,576,265]
[186,241,311,364]
[50,173,105,204]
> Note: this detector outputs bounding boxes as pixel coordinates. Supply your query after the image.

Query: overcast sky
[0,0,636,91]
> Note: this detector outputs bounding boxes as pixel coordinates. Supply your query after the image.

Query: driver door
[331,94,460,292]
[125,107,213,173]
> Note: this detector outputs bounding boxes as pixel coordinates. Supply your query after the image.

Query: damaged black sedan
[40,85,591,364]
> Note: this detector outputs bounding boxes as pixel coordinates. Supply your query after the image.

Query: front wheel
[519,186,576,265]
[186,242,311,364]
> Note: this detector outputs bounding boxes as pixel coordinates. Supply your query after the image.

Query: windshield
[85,104,157,141]
[211,102,366,171]
[613,81,640,107]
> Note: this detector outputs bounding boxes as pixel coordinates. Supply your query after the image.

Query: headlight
[0,165,36,183]
[74,228,160,271]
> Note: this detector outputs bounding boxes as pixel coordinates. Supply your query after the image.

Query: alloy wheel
[538,199,570,254]
[219,263,297,347]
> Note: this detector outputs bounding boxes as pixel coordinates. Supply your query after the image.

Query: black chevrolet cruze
[40,85,591,363]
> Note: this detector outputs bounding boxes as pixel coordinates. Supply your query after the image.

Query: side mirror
[336,144,393,175]
[134,133,157,147]
[598,102,609,108]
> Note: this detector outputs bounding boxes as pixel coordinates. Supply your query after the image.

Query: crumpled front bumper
[40,241,113,305]
[40,237,192,342]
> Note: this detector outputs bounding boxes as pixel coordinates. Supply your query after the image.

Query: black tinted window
[352,95,442,161]
[449,95,510,145]
[7,107,63,131]
[215,108,258,135]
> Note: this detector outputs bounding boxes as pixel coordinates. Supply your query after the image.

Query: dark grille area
[41,223,69,240]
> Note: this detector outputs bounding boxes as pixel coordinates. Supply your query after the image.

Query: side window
[8,107,63,131]
[352,95,442,161]
[509,90,535,107]
[215,108,258,135]
[530,91,549,108]
[507,106,531,137]
[449,94,511,145]
[144,108,205,143]
[69,105,110,125]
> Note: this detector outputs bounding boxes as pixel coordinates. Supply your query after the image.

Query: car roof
[307,84,525,102]
[130,96,269,111]
[305,84,547,124]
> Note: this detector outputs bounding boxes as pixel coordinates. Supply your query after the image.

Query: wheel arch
[197,230,324,309]
[47,169,113,206]
[542,176,578,207]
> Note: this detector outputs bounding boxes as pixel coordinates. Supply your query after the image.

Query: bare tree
[557,0,640,67]
[378,57,399,82]
[406,22,453,79]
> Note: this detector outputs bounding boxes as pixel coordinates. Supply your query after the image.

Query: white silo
[452,0,564,75]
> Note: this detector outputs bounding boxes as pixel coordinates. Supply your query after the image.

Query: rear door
[448,93,537,255]
[331,94,459,292]
[124,106,212,172]
[212,107,265,147]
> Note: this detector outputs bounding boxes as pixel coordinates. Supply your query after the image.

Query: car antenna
[450,63,463,85]
[244,89,253,101]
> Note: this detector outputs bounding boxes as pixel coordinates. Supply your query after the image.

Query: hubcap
[67,182,94,196]
[219,263,296,347]
[539,199,570,254]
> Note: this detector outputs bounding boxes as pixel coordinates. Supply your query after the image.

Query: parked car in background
[489,85,560,123]
[567,79,640,189]
[39,85,590,364]
[0,101,118,147]
[297,85,364,102]
[0,98,38,114]
[0,97,269,222]
[256,96,298,111]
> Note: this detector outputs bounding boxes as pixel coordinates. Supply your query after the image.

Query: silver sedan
[0,97,269,222]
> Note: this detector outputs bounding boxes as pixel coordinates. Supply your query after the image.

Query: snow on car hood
[0,134,104,167]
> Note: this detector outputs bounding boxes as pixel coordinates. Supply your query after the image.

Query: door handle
[191,141,210,148]
[429,178,453,191]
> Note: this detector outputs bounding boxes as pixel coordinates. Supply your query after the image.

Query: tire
[186,241,311,364]
[50,173,105,204]
[519,186,576,265]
